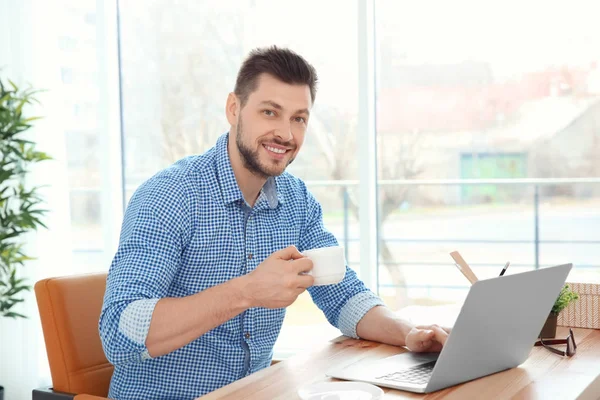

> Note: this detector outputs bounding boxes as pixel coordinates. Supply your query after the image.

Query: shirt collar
[215,132,282,209]
[258,177,281,209]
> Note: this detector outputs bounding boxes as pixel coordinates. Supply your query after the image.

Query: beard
[235,118,295,179]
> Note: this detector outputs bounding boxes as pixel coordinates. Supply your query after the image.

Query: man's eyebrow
[258,100,283,110]
[259,100,310,116]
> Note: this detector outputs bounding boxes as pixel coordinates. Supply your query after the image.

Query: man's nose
[274,120,293,142]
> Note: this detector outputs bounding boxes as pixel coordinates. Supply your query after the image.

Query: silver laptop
[326,263,572,393]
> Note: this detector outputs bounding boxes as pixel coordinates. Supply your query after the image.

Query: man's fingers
[430,325,448,346]
[413,326,448,348]
[406,328,434,352]
[276,245,305,260]
[291,258,314,274]
[293,287,307,298]
[408,325,449,352]
[415,329,435,342]
[417,324,452,334]
[296,274,315,289]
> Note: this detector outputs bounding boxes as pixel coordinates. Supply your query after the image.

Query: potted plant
[0,77,50,400]
[539,284,579,338]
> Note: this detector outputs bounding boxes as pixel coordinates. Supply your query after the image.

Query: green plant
[551,284,579,315]
[0,77,50,318]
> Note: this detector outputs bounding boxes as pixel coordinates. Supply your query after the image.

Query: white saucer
[297,381,384,400]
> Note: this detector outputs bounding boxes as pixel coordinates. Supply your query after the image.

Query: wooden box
[557,282,600,329]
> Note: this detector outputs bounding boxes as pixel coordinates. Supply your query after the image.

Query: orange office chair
[33,273,113,400]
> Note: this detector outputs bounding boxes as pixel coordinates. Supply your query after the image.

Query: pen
[499,261,510,276]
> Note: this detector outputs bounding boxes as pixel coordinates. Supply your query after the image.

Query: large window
[57,1,107,272]
[118,0,360,357]
[375,0,600,309]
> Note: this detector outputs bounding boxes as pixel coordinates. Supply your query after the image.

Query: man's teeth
[265,145,286,154]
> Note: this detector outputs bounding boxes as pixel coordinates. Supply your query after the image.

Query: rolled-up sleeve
[99,177,190,366]
[299,190,384,339]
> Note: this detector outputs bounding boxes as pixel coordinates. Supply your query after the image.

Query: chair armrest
[32,388,110,400]
[32,387,75,400]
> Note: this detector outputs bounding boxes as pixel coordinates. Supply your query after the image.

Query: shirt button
[248,253,253,260]
[244,332,251,339]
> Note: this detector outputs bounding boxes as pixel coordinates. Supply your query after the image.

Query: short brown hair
[234,46,318,107]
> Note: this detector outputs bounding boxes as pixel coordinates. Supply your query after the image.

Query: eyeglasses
[534,328,577,357]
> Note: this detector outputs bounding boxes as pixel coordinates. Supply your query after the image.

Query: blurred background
[1,0,599,398]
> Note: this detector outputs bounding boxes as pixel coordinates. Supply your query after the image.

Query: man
[99,46,448,400]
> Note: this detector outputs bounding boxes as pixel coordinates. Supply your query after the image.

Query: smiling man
[99,46,448,400]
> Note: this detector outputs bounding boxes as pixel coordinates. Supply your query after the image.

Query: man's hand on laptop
[405,325,450,352]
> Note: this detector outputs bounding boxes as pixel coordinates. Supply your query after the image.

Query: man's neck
[227,140,267,207]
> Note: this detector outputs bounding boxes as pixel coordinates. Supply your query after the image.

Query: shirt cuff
[338,291,385,339]
[119,298,160,358]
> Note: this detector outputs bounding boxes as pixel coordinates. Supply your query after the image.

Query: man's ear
[226,92,240,126]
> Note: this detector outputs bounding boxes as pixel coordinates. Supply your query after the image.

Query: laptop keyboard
[376,360,436,385]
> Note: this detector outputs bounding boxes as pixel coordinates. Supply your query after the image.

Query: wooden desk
[200,327,600,400]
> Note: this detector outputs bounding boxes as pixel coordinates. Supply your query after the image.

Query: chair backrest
[35,273,113,396]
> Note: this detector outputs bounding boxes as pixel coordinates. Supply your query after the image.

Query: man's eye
[263,110,275,117]
[295,117,306,123]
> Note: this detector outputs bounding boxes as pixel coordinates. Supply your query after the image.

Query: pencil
[450,251,479,284]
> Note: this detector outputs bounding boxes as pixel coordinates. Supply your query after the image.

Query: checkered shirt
[99,132,384,400]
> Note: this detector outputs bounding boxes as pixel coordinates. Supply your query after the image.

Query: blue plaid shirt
[99,133,384,400]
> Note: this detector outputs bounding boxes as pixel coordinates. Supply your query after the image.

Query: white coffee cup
[302,246,346,286]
